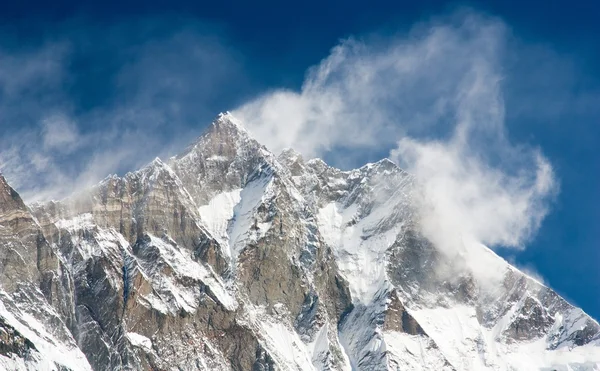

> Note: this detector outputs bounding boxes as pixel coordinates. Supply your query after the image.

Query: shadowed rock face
[170,115,269,206]
[2,113,600,370]
[504,296,554,341]
[383,290,424,336]
[0,317,36,358]
[0,175,58,293]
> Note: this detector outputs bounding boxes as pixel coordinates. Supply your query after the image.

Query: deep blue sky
[0,1,598,319]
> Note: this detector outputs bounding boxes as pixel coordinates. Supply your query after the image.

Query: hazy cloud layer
[234,12,558,253]
[0,21,247,202]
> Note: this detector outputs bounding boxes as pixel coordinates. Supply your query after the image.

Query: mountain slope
[0,112,598,370]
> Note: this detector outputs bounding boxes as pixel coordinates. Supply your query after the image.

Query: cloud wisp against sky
[235,13,557,256]
[0,20,248,202]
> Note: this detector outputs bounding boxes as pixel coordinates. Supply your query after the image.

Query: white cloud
[41,115,81,151]
[0,22,245,202]
[392,139,555,252]
[234,11,558,255]
[234,14,506,158]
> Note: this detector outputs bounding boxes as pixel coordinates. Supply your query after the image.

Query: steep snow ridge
[317,200,397,303]
[405,259,600,370]
[550,307,600,349]
[198,188,243,253]
[239,304,317,371]
[139,235,237,312]
[306,323,330,365]
[56,215,129,271]
[0,292,92,371]
[306,321,351,370]
[228,167,275,264]
[410,305,490,370]
[261,320,315,370]
[316,164,413,304]
[310,150,600,369]
[383,331,453,370]
[335,286,448,370]
[218,111,248,131]
[168,111,272,206]
[196,169,278,267]
[138,157,202,211]
[337,299,386,369]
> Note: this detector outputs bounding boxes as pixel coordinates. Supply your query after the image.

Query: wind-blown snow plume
[234,12,557,255]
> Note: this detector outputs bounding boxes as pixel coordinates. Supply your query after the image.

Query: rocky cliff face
[1,112,599,370]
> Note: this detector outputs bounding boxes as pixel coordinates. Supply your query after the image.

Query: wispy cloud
[0,20,246,202]
[41,115,82,151]
[234,11,559,257]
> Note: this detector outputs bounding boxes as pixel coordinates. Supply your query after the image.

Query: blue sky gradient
[0,1,598,319]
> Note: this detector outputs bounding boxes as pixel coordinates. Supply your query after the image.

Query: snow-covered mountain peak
[359,157,401,173]
[167,113,280,207]
[215,111,248,132]
[175,112,254,160]
[1,114,600,370]
[0,173,28,214]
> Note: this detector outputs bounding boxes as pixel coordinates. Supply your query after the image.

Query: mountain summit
[1,113,599,370]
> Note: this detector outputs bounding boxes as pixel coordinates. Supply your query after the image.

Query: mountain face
[1,112,599,371]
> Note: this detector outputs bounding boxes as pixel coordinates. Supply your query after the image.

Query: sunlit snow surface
[199,188,242,253]
[138,234,238,312]
[0,292,93,370]
[126,332,152,349]
[318,201,399,304]
[312,158,600,370]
